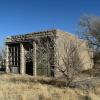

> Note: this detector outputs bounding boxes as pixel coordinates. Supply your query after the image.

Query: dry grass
[0,73,100,100]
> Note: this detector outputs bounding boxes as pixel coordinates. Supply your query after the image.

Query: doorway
[26,61,33,75]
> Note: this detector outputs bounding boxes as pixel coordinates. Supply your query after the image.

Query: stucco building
[5,29,93,77]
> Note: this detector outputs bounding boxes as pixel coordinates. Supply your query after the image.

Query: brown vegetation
[0,73,100,100]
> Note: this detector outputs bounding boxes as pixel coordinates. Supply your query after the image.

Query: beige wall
[54,30,93,77]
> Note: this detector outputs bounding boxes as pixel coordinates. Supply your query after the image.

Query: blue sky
[0,0,100,46]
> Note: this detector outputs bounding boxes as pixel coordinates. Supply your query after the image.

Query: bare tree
[54,40,88,86]
[36,36,90,86]
[25,36,91,86]
[78,15,100,63]
[79,15,100,48]
[33,36,54,76]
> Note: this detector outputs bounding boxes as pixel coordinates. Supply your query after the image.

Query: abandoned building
[5,29,93,77]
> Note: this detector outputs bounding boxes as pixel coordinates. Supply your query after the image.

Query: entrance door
[25,43,33,75]
[26,62,33,75]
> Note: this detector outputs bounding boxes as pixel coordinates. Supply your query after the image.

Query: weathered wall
[54,30,93,77]
[76,40,93,70]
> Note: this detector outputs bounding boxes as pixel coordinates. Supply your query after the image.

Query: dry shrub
[0,73,100,100]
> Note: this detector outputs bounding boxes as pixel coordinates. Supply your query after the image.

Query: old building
[5,29,93,77]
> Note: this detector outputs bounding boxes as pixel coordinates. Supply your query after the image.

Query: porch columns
[20,43,25,74]
[6,45,10,73]
[33,41,37,76]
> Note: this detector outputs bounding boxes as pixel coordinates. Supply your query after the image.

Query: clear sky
[0,0,100,46]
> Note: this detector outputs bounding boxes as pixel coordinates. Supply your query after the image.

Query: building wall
[54,30,93,77]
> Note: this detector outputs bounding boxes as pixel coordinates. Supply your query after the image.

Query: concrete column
[16,46,19,66]
[6,45,10,73]
[10,47,12,66]
[33,41,37,76]
[13,47,15,66]
[20,43,25,74]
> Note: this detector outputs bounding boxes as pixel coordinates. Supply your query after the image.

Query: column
[13,47,15,66]
[20,43,25,74]
[6,45,10,73]
[16,46,19,66]
[33,41,37,76]
[10,47,12,66]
